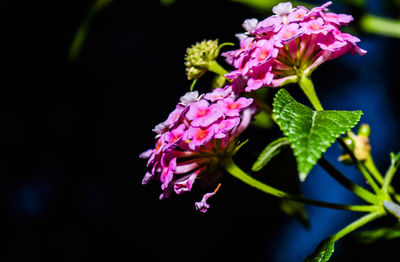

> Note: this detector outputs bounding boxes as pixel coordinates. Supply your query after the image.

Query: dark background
[2,0,400,261]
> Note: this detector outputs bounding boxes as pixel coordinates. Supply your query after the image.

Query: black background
[2,0,400,261]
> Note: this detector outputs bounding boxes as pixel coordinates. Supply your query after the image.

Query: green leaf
[352,225,400,244]
[252,137,289,172]
[273,89,362,181]
[304,237,335,262]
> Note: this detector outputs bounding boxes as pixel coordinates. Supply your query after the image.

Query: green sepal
[304,237,335,262]
[252,137,289,172]
[273,89,363,181]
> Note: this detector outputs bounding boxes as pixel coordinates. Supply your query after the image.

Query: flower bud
[184,39,220,80]
[357,124,371,137]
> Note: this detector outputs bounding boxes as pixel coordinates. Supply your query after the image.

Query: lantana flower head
[140,88,255,212]
[222,1,366,92]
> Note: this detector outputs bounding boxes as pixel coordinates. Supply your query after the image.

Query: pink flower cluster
[223,1,366,92]
[140,88,254,212]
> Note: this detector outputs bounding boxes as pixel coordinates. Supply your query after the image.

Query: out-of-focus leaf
[304,237,335,262]
[273,89,362,181]
[230,0,315,12]
[69,0,114,61]
[160,0,176,6]
[251,110,274,129]
[211,75,226,89]
[352,226,400,244]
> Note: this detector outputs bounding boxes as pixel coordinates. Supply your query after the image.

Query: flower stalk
[224,157,377,212]
[298,75,323,111]
[331,210,385,241]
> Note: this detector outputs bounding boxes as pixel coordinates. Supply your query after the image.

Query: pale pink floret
[300,17,335,35]
[218,97,254,117]
[322,12,353,25]
[186,99,224,127]
[165,123,186,150]
[287,7,308,23]
[203,86,233,102]
[213,117,240,139]
[195,184,221,213]
[174,169,203,194]
[275,23,304,45]
[185,125,218,150]
[249,39,278,68]
[164,104,185,128]
[160,156,177,190]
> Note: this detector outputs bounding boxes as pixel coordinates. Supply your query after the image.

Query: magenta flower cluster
[140,88,254,212]
[223,1,366,92]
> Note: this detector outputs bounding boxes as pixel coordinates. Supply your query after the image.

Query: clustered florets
[184,39,220,80]
[222,1,366,92]
[141,1,367,212]
[140,88,254,212]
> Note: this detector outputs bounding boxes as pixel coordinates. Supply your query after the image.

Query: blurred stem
[69,0,114,61]
[332,210,385,241]
[224,158,378,212]
[360,14,400,39]
[249,92,273,115]
[365,155,383,183]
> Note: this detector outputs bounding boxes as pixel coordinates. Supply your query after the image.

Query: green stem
[357,162,381,195]
[382,158,400,196]
[298,75,323,111]
[360,14,400,39]
[318,157,380,204]
[208,61,229,77]
[365,155,384,184]
[337,138,381,196]
[224,158,377,212]
[248,92,273,115]
[332,211,385,241]
[365,154,400,202]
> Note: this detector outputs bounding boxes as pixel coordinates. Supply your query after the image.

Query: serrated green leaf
[304,237,335,262]
[273,89,362,181]
[352,225,400,244]
[252,137,289,172]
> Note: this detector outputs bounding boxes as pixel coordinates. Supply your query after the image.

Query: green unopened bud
[343,137,355,151]
[184,39,220,80]
[358,124,371,137]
